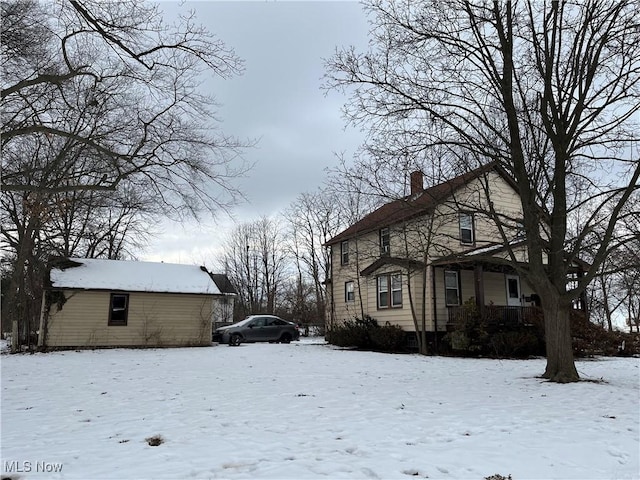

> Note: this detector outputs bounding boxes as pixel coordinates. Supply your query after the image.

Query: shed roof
[50,258,223,295]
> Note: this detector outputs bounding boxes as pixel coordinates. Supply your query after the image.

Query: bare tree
[2,0,250,207]
[220,217,290,319]
[326,0,640,382]
[286,188,346,326]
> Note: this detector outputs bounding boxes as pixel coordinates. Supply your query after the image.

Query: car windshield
[232,317,254,327]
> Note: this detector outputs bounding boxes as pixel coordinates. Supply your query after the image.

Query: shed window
[109,293,129,326]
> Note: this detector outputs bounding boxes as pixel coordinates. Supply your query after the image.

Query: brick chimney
[410,170,424,195]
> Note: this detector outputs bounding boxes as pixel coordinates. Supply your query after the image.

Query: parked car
[213,315,300,346]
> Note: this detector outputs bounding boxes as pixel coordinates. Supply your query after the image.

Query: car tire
[229,334,242,346]
[279,333,292,344]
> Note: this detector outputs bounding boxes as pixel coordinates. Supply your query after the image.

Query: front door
[505,274,521,307]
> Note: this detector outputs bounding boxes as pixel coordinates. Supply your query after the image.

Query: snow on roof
[50,258,221,295]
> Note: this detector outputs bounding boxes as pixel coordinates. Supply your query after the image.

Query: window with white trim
[444,271,460,306]
[391,274,402,307]
[377,273,402,308]
[459,213,474,244]
[345,281,354,302]
[340,240,349,265]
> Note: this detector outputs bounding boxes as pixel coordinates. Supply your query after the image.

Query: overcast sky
[140,1,370,265]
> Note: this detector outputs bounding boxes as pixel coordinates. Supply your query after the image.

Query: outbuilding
[38,258,236,349]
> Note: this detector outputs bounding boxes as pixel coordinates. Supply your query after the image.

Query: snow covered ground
[1,338,638,480]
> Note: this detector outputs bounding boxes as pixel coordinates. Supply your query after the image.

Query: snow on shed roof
[50,258,222,295]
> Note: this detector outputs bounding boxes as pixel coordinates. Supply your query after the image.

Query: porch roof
[432,241,527,272]
[360,256,426,276]
[432,240,589,272]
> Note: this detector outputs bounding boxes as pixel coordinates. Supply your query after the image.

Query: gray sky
[141,1,370,264]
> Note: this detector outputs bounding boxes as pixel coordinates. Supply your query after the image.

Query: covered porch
[433,249,588,332]
[446,304,542,331]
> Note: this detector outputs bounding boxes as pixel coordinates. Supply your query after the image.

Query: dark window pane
[379,291,388,308]
[109,294,129,326]
[508,279,519,298]
[446,289,459,305]
[392,290,402,306]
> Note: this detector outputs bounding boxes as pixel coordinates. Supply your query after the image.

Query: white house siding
[360,266,417,331]
[44,290,214,348]
[330,238,367,325]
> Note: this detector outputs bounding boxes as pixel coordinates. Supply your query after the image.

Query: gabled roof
[326,162,515,246]
[360,256,426,276]
[49,257,224,295]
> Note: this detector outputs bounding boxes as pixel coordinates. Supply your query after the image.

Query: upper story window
[109,293,129,326]
[459,213,475,244]
[345,281,354,302]
[341,240,349,265]
[377,273,402,309]
[515,220,526,240]
[444,271,460,306]
[379,227,390,256]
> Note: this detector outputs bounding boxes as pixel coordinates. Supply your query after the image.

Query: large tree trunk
[542,301,579,383]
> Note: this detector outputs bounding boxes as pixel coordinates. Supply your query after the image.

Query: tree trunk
[542,301,579,383]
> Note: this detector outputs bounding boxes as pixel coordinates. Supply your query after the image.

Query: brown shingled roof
[326,162,513,246]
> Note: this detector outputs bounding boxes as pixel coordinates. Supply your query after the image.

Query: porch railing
[446,305,542,330]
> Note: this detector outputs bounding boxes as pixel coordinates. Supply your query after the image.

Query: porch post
[474,264,485,309]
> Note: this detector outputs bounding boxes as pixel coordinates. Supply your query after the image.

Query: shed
[38,258,236,349]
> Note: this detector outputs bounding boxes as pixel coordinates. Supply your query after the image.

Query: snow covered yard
[1,339,638,480]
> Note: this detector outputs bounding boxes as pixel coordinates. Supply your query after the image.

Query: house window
[459,213,474,244]
[444,271,460,306]
[377,273,402,308]
[109,293,129,326]
[391,274,402,307]
[341,240,349,265]
[380,227,390,255]
[345,281,354,302]
[378,275,389,308]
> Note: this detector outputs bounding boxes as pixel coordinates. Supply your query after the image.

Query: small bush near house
[570,312,639,357]
[327,316,406,353]
[368,323,406,352]
[328,316,375,349]
[444,299,545,358]
[490,330,541,358]
[445,302,639,358]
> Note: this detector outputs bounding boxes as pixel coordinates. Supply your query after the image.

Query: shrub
[328,315,377,349]
[444,298,545,358]
[369,323,406,352]
[570,312,639,357]
[328,316,407,352]
[490,330,541,358]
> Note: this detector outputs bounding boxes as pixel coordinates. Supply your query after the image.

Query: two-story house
[324,162,560,351]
